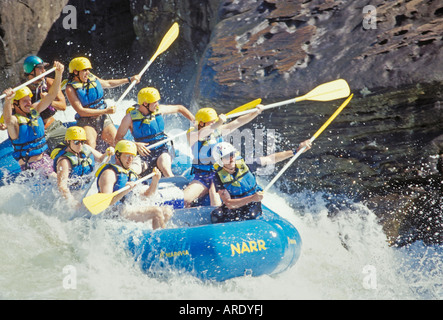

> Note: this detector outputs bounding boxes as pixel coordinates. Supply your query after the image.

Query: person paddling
[183,106,263,207]
[65,57,140,150]
[51,126,113,207]
[23,55,68,151]
[116,87,195,177]
[96,140,172,229]
[210,141,311,223]
[2,61,64,177]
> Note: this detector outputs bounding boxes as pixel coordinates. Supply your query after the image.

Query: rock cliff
[1,0,442,245]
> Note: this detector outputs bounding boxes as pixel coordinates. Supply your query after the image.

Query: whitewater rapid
[0,99,442,300]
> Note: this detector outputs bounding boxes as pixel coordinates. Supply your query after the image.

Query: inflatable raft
[0,136,303,282]
[125,178,302,282]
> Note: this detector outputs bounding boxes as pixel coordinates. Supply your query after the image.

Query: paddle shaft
[263,94,353,193]
[114,171,156,195]
[0,67,56,100]
[227,79,350,119]
[115,23,179,105]
[226,98,294,119]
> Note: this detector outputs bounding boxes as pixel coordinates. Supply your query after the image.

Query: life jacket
[191,129,223,172]
[95,163,138,193]
[215,157,262,199]
[129,105,167,148]
[68,73,106,119]
[50,143,95,177]
[30,78,56,120]
[10,108,48,163]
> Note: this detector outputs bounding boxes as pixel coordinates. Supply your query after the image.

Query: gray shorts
[76,114,114,135]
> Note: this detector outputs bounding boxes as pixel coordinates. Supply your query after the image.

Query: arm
[2,88,19,140]
[221,105,263,135]
[97,74,140,89]
[159,104,195,122]
[97,169,134,205]
[45,77,67,111]
[35,61,64,114]
[56,158,75,201]
[65,85,115,117]
[218,189,264,209]
[115,114,132,143]
[142,168,162,197]
[258,140,312,166]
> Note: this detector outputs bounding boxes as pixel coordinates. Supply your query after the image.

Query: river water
[0,99,442,300]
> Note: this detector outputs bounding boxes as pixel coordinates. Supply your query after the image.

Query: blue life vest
[191,129,223,172]
[51,143,95,177]
[68,73,106,119]
[215,157,262,199]
[129,106,167,148]
[96,163,138,193]
[10,108,48,162]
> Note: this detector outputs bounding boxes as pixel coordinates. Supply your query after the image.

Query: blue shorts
[192,169,216,189]
[140,144,171,176]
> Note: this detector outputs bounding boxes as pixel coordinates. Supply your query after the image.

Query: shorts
[140,144,171,176]
[20,153,55,177]
[191,169,216,189]
[211,201,262,224]
[76,114,114,135]
[45,120,67,152]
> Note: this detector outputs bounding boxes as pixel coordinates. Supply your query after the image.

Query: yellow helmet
[13,87,33,101]
[69,57,92,73]
[65,126,87,141]
[138,87,161,105]
[195,107,218,123]
[115,140,137,156]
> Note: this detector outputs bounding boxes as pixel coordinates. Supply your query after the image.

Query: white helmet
[213,142,237,166]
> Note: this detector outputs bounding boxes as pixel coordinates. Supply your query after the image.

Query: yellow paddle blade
[295,79,350,102]
[312,93,353,140]
[226,98,262,116]
[151,22,179,61]
[83,191,119,215]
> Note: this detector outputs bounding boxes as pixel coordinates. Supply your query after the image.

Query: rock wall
[0,0,442,245]
[0,0,69,88]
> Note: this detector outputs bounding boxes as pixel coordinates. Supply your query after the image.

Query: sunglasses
[72,140,85,146]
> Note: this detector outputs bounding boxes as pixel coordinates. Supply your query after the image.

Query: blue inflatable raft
[125,185,302,282]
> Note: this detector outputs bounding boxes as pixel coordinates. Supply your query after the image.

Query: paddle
[226,79,350,119]
[83,172,156,215]
[81,154,111,199]
[115,22,179,105]
[263,93,354,193]
[226,98,262,116]
[0,67,56,100]
[138,98,264,150]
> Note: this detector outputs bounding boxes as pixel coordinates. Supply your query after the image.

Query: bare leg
[208,182,222,206]
[157,152,174,177]
[183,181,208,208]
[102,124,117,147]
[83,126,98,149]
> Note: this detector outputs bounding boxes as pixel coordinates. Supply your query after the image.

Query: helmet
[23,55,48,74]
[195,107,218,123]
[115,140,137,156]
[213,142,237,166]
[65,126,87,141]
[13,87,33,101]
[138,87,161,105]
[69,57,92,73]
